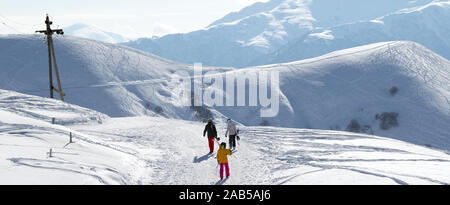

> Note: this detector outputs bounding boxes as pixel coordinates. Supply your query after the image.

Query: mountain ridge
[64,23,130,44]
[262,1,450,65]
[123,0,447,68]
[1,34,449,150]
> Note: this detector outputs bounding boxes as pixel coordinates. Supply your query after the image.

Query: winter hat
[221,142,226,149]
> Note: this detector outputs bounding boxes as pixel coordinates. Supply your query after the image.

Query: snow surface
[0,90,135,184]
[0,89,108,125]
[1,0,449,185]
[1,90,450,184]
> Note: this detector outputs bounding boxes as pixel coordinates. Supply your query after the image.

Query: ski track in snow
[2,102,450,185]
[243,127,450,185]
[1,89,450,185]
[72,118,270,185]
[71,117,450,185]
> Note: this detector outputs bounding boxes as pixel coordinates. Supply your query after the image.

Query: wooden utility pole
[36,14,66,101]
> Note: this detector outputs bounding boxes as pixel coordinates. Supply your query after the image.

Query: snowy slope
[70,116,450,185]
[0,89,108,125]
[123,0,440,68]
[0,34,232,120]
[0,34,448,151]
[64,23,130,44]
[266,1,450,65]
[0,90,139,184]
[1,90,449,184]
[205,41,450,150]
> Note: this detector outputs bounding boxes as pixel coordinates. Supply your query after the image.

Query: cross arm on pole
[35,29,64,35]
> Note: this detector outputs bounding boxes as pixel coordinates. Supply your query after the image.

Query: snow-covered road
[71,117,450,185]
[71,117,270,185]
[2,89,450,185]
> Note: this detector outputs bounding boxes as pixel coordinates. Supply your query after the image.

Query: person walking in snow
[217,142,232,180]
[225,119,238,150]
[203,119,218,154]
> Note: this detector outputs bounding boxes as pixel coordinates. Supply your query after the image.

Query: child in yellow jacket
[217,142,232,179]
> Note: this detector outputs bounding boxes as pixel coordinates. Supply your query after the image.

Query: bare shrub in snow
[192,106,214,122]
[260,120,270,126]
[361,125,374,135]
[389,86,399,96]
[145,102,151,109]
[189,92,214,122]
[378,112,399,130]
[346,119,361,133]
[153,106,163,115]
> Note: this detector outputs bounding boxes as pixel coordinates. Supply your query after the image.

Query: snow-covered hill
[0,89,108,125]
[265,1,450,65]
[0,34,232,119]
[209,41,450,150]
[0,34,448,151]
[0,89,138,184]
[64,23,130,44]
[123,0,443,68]
[1,90,450,184]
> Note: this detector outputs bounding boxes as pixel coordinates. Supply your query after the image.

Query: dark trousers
[229,135,236,149]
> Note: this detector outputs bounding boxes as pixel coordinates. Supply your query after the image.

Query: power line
[0,14,35,27]
[0,18,26,34]
[20,74,199,94]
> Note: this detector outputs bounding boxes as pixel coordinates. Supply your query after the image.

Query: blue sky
[0,0,266,38]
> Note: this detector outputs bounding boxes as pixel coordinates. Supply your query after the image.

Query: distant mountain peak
[208,0,285,27]
[208,0,437,29]
[64,23,129,44]
[124,0,443,68]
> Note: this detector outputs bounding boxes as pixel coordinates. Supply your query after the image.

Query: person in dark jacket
[203,119,218,153]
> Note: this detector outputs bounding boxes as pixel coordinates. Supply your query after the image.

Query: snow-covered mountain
[209,0,434,28]
[123,0,443,68]
[208,41,450,151]
[0,34,449,151]
[64,23,130,44]
[1,89,450,184]
[264,1,450,65]
[0,34,232,120]
[2,0,449,186]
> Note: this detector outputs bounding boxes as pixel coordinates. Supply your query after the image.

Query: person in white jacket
[225,119,238,150]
